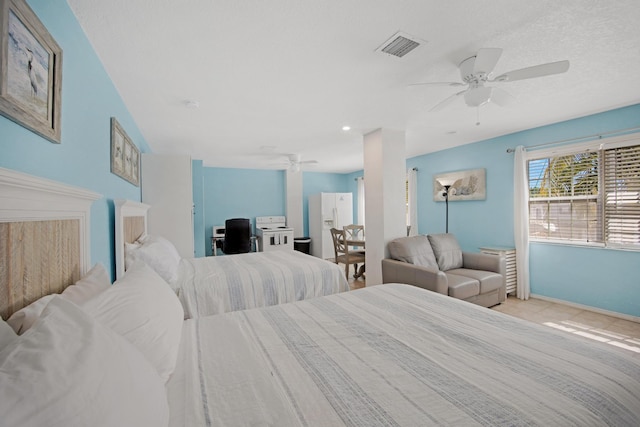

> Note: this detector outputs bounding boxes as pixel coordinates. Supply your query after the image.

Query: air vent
[376,31,425,58]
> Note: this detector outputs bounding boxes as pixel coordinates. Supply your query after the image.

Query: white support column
[285,169,304,237]
[363,128,406,285]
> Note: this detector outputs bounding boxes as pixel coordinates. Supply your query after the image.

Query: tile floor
[492,295,640,357]
[342,267,640,358]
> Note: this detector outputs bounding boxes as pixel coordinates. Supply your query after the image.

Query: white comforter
[175,251,349,318]
[167,284,640,426]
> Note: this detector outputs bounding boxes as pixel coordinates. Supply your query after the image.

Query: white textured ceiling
[68,0,640,173]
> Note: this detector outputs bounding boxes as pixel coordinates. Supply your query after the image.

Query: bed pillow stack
[125,233,181,285]
[6,263,111,334]
[0,297,169,427]
[83,260,184,382]
[1,260,184,425]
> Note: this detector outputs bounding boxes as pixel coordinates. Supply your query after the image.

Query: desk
[211,235,257,256]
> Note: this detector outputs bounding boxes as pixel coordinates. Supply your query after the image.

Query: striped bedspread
[175,250,349,318]
[167,284,640,426]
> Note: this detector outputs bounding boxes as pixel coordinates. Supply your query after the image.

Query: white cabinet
[480,246,516,296]
[141,154,194,258]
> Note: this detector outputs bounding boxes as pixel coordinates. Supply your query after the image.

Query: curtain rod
[505,126,640,153]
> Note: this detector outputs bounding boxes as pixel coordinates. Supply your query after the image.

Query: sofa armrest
[381,259,448,295]
[462,252,506,277]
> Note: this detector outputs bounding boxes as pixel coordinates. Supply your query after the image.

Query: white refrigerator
[309,192,353,259]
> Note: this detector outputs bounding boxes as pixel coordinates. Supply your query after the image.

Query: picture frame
[433,168,486,201]
[110,117,140,186]
[0,0,62,143]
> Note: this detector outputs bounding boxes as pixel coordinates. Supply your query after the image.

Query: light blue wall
[0,0,150,279]
[200,169,351,249]
[301,172,351,236]
[202,167,286,255]
[345,170,363,224]
[408,104,640,317]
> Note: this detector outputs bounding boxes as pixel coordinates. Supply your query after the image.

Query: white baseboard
[530,293,640,324]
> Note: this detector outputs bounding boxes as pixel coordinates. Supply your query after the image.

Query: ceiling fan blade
[473,48,503,74]
[429,90,466,112]
[409,81,465,87]
[300,160,318,165]
[492,60,570,82]
[489,87,514,107]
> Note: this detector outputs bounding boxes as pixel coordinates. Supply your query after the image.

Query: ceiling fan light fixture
[464,86,492,107]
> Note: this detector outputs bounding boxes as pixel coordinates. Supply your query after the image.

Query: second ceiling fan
[412,48,570,112]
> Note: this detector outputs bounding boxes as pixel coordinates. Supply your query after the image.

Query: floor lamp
[438,178,456,233]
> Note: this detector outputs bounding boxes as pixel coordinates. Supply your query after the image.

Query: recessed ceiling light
[342,126,351,131]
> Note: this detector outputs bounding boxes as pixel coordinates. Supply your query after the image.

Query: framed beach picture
[0,0,62,143]
[111,117,140,186]
[433,168,486,201]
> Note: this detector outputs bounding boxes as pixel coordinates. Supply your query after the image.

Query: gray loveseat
[381,233,506,307]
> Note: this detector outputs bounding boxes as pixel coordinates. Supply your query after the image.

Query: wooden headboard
[114,199,149,280]
[0,168,101,320]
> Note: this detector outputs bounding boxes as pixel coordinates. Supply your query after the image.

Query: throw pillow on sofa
[388,235,439,269]
[427,233,463,271]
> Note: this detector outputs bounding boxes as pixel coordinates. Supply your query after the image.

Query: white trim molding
[531,293,640,324]
[0,167,102,275]
[114,199,150,279]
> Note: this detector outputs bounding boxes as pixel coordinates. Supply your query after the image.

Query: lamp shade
[438,178,456,187]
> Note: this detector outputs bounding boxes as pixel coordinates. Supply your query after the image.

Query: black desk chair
[223,218,251,254]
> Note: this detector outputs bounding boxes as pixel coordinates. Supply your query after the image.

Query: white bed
[114,199,349,318]
[167,283,640,426]
[176,250,350,318]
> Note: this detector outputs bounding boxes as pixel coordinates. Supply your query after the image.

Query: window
[527,138,640,249]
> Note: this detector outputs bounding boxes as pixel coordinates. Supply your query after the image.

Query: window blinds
[603,144,640,247]
[527,137,640,249]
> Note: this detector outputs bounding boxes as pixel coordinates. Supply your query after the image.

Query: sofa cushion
[448,268,504,294]
[427,233,463,271]
[445,273,479,300]
[387,235,439,269]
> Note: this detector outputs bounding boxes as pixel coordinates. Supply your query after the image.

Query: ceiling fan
[411,48,570,112]
[272,153,318,172]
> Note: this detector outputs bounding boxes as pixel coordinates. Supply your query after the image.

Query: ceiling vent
[376,31,425,58]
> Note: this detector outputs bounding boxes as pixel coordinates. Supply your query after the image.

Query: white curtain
[513,146,530,300]
[357,177,365,226]
[407,168,418,236]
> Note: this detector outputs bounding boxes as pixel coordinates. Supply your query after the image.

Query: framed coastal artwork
[110,117,140,186]
[0,0,62,143]
[433,168,486,201]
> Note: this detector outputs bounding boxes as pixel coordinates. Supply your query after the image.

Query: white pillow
[6,263,111,335]
[6,295,55,335]
[0,297,169,427]
[125,234,181,284]
[61,262,111,304]
[0,319,16,349]
[82,261,184,383]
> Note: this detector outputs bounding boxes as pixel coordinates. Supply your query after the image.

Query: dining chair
[330,228,366,279]
[343,224,365,254]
